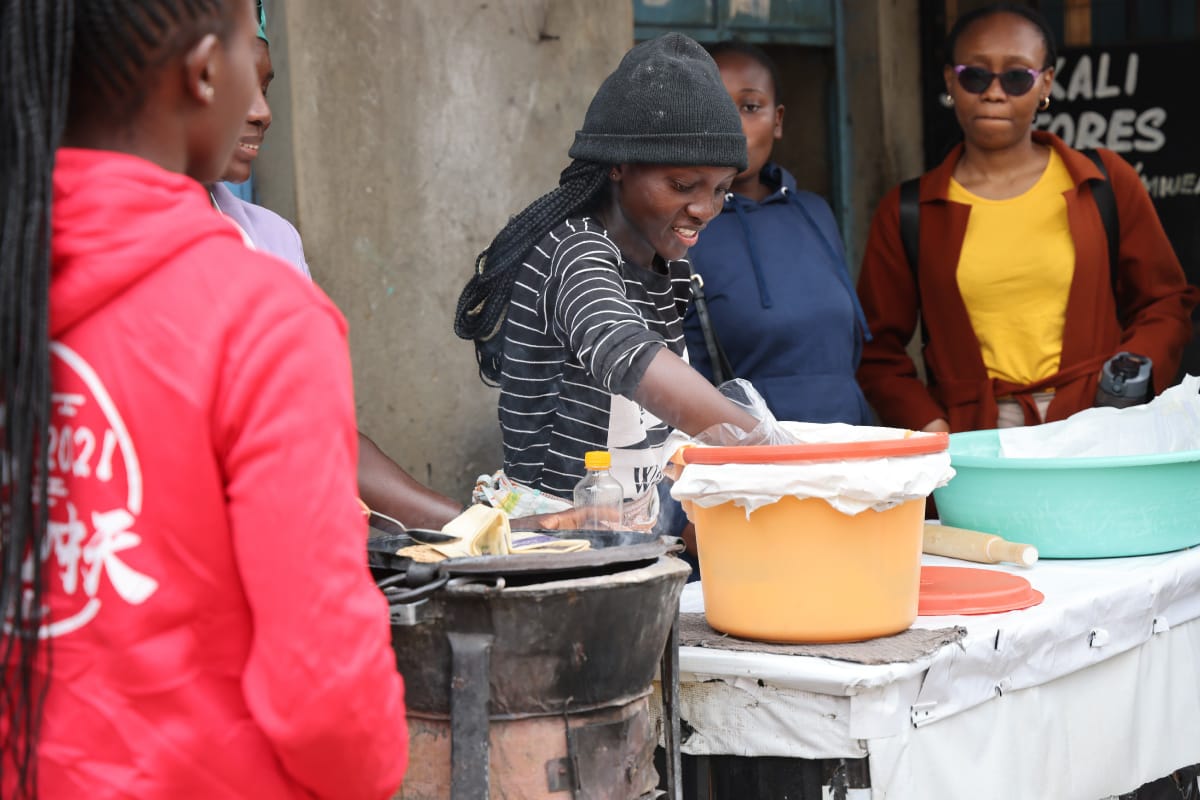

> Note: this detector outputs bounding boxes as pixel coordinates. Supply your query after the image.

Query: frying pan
[367,530,682,603]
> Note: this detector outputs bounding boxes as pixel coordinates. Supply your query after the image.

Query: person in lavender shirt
[209,5,309,278]
[210,5,464,529]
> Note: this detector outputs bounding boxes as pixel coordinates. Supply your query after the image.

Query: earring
[203,85,215,100]
[609,169,619,180]
[939,92,955,109]
[1039,96,1050,111]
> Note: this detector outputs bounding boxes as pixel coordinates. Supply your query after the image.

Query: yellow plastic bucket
[691,495,926,643]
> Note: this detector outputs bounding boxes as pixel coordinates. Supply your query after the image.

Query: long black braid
[0,2,74,794]
[0,1,234,795]
[453,159,611,384]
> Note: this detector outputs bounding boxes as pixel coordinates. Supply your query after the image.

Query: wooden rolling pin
[923,523,1039,567]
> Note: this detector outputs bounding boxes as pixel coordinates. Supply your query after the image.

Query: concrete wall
[259,0,632,501]
[767,45,834,201]
[842,0,925,273]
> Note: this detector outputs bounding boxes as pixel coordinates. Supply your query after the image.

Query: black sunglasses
[953,65,1043,96]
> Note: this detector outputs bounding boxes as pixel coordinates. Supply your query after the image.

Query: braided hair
[69,0,231,126]
[453,159,611,384]
[0,2,71,788]
[0,1,235,794]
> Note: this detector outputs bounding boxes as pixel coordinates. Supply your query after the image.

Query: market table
[668,545,1200,800]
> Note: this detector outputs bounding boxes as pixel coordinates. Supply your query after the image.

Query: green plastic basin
[933,429,1200,558]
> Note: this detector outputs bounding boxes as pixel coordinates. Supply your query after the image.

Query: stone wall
[259,0,633,500]
[843,0,925,273]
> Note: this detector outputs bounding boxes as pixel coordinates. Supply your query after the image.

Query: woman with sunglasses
[857,3,1197,433]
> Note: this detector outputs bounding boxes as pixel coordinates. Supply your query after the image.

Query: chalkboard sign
[1035,42,1200,375]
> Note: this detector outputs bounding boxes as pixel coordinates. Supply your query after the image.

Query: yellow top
[584,450,611,470]
[949,149,1076,386]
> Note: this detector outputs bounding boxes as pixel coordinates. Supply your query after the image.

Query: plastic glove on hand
[694,379,798,447]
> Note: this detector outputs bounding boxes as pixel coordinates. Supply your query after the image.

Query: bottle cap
[584,450,611,470]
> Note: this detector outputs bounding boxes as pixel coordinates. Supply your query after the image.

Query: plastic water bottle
[573,451,625,530]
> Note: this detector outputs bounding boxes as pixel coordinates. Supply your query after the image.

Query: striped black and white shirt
[498,217,692,520]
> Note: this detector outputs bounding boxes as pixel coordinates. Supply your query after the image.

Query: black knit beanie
[569,33,748,171]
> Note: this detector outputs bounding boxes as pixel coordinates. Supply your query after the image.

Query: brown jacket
[857,131,1199,432]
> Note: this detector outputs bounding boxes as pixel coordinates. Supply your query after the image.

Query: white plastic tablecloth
[675,546,1200,799]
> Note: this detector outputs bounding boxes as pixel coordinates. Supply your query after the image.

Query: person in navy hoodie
[683,41,872,425]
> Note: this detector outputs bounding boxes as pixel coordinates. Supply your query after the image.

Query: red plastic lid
[918,566,1044,616]
[680,432,948,465]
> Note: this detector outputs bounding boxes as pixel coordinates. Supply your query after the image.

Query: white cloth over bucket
[997,374,1200,458]
[670,423,955,517]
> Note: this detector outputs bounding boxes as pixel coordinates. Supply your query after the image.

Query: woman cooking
[454,33,783,529]
[857,3,1198,433]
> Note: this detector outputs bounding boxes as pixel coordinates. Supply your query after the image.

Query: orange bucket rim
[680,432,949,465]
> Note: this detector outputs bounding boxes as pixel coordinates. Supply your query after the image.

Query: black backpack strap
[897,177,927,346]
[1080,148,1121,303]
[688,272,734,386]
[899,177,921,280]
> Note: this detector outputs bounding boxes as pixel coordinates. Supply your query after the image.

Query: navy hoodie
[683,163,871,424]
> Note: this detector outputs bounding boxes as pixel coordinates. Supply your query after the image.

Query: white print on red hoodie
[41,342,157,638]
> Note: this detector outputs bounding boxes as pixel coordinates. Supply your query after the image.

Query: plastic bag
[472,470,572,517]
[998,375,1200,459]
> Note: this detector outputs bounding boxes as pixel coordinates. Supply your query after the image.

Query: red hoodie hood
[51,148,242,338]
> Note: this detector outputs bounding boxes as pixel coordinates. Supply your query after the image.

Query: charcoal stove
[368,530,689,800]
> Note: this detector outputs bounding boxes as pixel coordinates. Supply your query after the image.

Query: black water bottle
[1095,352,1152,409]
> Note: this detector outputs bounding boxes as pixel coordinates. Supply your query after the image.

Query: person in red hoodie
[0,2,407,798]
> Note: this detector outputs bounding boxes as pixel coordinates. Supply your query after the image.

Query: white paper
[998,375,1200,458]
[670,423,955,516]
